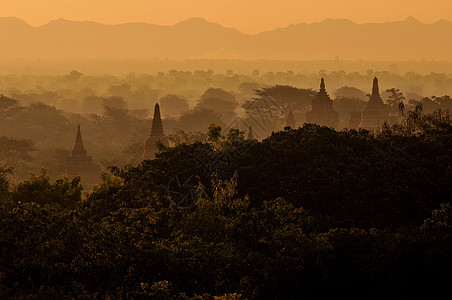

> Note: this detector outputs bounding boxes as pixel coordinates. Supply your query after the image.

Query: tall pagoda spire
[247,126,255,140]
[318,77,329,97]
[71,124,87,157]
[143,103,169,160]
[359,77,389,130]
[368,77,385,105]
[306,78,338,128]
[65,125,100,181]
[150,103,164,135]
[320,77,326,92]
[372,77,380,97]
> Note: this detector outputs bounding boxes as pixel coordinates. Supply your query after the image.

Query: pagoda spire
[71,125,86,155]
[372,77,380,97]
[368,77,384,105]
[359,77,389,130]
[143,103,169,160]
[150,103,164,135]
[306,77,338,128]
[65,124,100,181]
[318,77,329,97]
[247,126,255,140]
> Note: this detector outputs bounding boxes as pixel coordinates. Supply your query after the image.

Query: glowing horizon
[1,0,451,34]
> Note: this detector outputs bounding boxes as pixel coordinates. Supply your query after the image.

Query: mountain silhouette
[0,17,451,60]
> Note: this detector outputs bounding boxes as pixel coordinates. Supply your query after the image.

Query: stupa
[65,125,100,179]
[143,103,169,159]
[306,78,339,128]
[359,77,389,130]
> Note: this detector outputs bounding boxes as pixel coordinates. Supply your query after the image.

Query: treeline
[2,77,452,184]
[1,69,452,113]
[1,109,451,299]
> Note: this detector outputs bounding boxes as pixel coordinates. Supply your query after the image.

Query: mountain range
[0,16,451,60]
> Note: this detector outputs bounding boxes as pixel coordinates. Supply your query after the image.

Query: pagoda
[143,103,169,160]
[359,77,389,130]
[306,78,339,128]
[65,125,100,179]
[285,107,296,129]
[247,126,255,140]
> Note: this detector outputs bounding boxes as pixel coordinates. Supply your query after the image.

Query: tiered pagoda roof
[359,77,389,130]
[66,125,100,180]
[143,103,169,160]
[306,78,339,128]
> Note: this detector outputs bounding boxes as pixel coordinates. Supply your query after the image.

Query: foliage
[253,85,315,112]
[12,168,83,209]
[334,86,367,101]
[168,129,209,145]
[0,94,19,112]
[160,94,190,117]
[1,111,451,298]
[0,166,13,200]
[0,136,35,167]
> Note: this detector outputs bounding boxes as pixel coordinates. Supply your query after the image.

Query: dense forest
[1,107,451,298]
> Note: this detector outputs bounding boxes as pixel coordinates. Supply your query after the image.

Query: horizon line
[1,15,451,35]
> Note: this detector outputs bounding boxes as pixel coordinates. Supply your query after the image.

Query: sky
[1,0,451,34]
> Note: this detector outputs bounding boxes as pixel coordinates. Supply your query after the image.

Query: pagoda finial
[77,124,81,138]
[317,77,329,97]
[70,124,87,157]
[150,103,164,135]
[372,77,380,97]
[74,124,85,151]
[143,103,169,160]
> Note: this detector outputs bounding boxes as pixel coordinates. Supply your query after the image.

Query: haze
[2,0,451,34]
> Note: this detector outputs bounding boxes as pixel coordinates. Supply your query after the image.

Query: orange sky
[1,0,451,34]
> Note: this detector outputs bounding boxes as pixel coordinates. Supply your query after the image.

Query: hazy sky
[2,0,451,34]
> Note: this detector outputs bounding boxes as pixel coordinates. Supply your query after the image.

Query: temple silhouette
[247,126,255,140]
[285,107,296,129]
[65,125,100,180]
[306,78,339,128]
[143,103,169,160]
[359,77,389,130]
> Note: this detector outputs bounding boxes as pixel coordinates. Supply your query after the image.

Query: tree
[252,69,260,78]
[195,89,238,122]
[334,86,367,101]
[12,168,82,209]
[385,88,406,107]
[81,95,104,113]
[0,94,19,112]
[0,166,13,199]
[253,85,315,111]
[159,94,190,117]
[176,109,225,132]
[0,136,35,167]
[167,129,208,145]
[433,95,452,110]
[102,96,128,119]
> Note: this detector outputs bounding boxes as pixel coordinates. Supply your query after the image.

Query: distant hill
[0,16,451,60]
